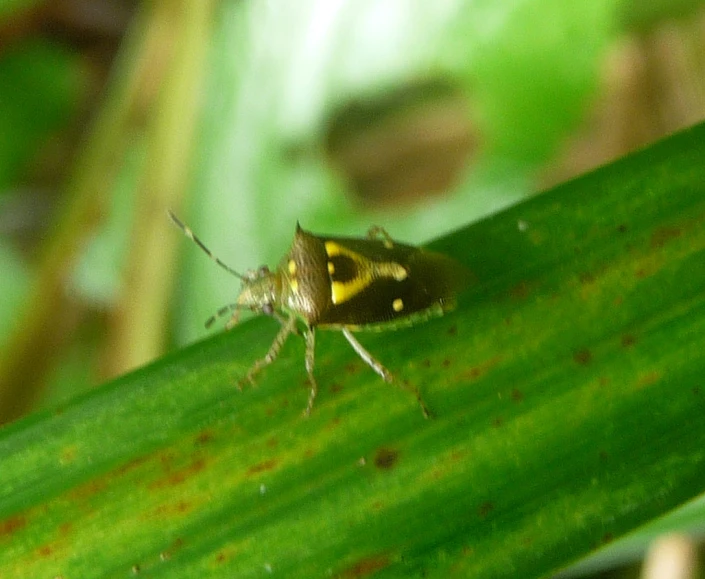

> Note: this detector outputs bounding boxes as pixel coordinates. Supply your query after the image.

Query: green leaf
[1,122,704,578]
[0,38,83,187]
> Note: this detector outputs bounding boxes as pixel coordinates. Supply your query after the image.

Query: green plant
[1,123,704,578]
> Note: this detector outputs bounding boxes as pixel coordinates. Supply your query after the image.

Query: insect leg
[224,308,243,330]
[366,226,394,248]
[303,327,318,417]
[341,328,392,381]
[271,310,302,336]
[341,328,430,419]
[240,315,297,389]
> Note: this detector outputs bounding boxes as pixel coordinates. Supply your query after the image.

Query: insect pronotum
[169,211,466,417]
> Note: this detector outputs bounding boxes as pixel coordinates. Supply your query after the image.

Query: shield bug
[169,211,466,417]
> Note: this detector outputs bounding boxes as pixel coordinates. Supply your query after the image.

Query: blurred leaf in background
[176,0,616,344]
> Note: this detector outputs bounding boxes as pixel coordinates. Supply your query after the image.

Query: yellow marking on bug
[325,241,408,305]
[290,278,299,293]
[331,279,371,305]
[392,298,404,312]
[327,261,335,275]
[324,241,344,258]
[389,265,407,281]
[288,259,297,275]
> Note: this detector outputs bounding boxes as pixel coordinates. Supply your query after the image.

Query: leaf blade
[1,124,705,578]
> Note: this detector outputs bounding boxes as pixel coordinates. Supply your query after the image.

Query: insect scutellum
[170,211,466,418]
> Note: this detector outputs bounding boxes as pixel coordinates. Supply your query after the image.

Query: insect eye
[262,303,274,316]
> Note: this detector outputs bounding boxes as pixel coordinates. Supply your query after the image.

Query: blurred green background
[1,1,705,577]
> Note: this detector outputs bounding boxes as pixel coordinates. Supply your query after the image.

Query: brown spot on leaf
[617,224,628,233]
[114,455,150,477]
[374,448,399,470]
[511,388,524,402]
[636,371,661,389]
[478,501,494,518]
[150,458,206,489]
[149,500,193,519]
[451,449,469,463]
[461,355,502,381]
[509,281,530,300]
[68,478,107,502]
[621,334,637,348]
[371,500,385,511]
[447,324,458,336]
[650,226,681,249]
[194,430,214,445]
[159,451,176,468]
[0,515,26,538]
[336,554,391,578]
[573,349,592,365]
[60,445,77,464]
[579,271,595,285]
[246,458,278,476]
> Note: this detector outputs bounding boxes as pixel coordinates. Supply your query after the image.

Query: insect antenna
[168,210,246,280]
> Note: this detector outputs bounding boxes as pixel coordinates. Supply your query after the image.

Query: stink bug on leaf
[169,211,467,417]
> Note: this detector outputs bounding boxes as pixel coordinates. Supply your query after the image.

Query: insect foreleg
[240,315,297,389]
[303,328,318,417]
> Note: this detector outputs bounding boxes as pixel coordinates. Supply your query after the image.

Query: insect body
[169,212,466,417]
